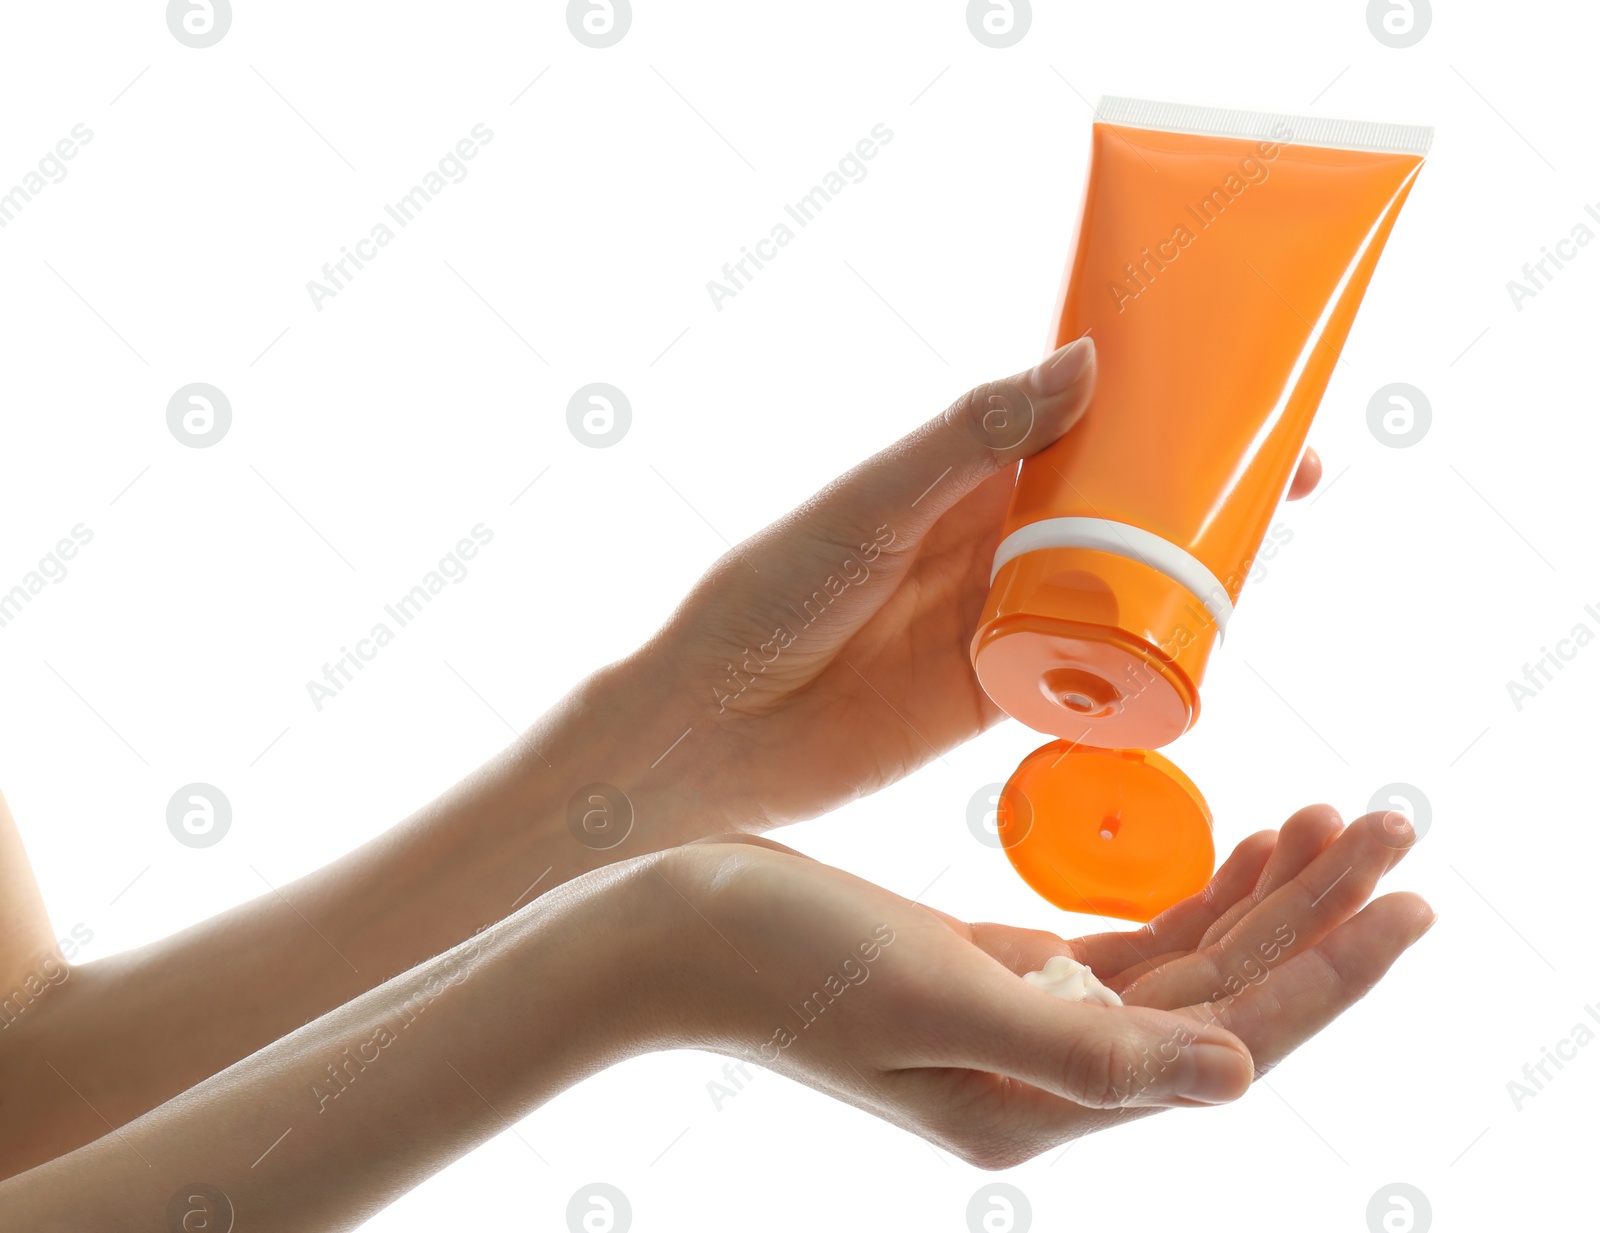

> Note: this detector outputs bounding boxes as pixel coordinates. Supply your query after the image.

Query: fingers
[1194,803,1409,953]
[1191,891,1436,1073]
[1122,809,1417,1011]
[1286,447,1322,500]
[1249,804,1345,900]
[1065,829,1277,981]
[874,890,1255,1114]
[668,340,1098,655]
[1197,805,1343,950]
[926,966,1254,1111]
[781,337,1097,558]
[952,829,1277,987]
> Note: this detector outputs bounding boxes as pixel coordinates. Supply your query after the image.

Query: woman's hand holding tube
[603,338,1321,836]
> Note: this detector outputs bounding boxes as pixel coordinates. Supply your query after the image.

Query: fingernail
[1176,1043,1251,1104]
[1365,808,1416,850]
[1032,336,1095,397]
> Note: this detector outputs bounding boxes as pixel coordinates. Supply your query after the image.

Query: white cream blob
[1022,954,1122,1007]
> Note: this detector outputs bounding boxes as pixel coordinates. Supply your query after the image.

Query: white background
[0,1,1593,1230]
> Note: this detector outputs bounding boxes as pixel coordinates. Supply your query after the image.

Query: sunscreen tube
[979,97,1429,922]
[973,97,1430,749]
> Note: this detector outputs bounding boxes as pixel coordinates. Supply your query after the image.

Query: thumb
[797,335,1097,551]
[669,339,1096,652]
[947,973,1255,1109]
[947,334,1098,464]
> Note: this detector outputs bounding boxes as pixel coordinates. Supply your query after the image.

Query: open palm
[664,800,1427,1167]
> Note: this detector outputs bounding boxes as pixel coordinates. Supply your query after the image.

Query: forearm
[1,856,666,1232]
[294,651,715,973]
[0,653,715,1174]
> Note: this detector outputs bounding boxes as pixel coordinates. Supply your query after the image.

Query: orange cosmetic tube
[976,97,1429,921]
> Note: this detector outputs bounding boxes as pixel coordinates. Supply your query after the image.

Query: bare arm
[1,817,1432,1230]
[2,855,659,1233]
[0,665,704,1177]
[0,349,1084,1173]
[1,347,1321,1176]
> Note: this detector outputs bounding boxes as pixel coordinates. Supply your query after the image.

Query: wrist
[525,846,720,1059]
[516,652,736,861]
[613,842,789,1056]
[493,849,686,1063]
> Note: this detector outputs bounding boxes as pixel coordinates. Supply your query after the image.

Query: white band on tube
[989,517,1235,636]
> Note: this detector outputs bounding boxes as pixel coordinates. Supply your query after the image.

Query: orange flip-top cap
[997,740,1214,923]
[972,545,1222,750]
